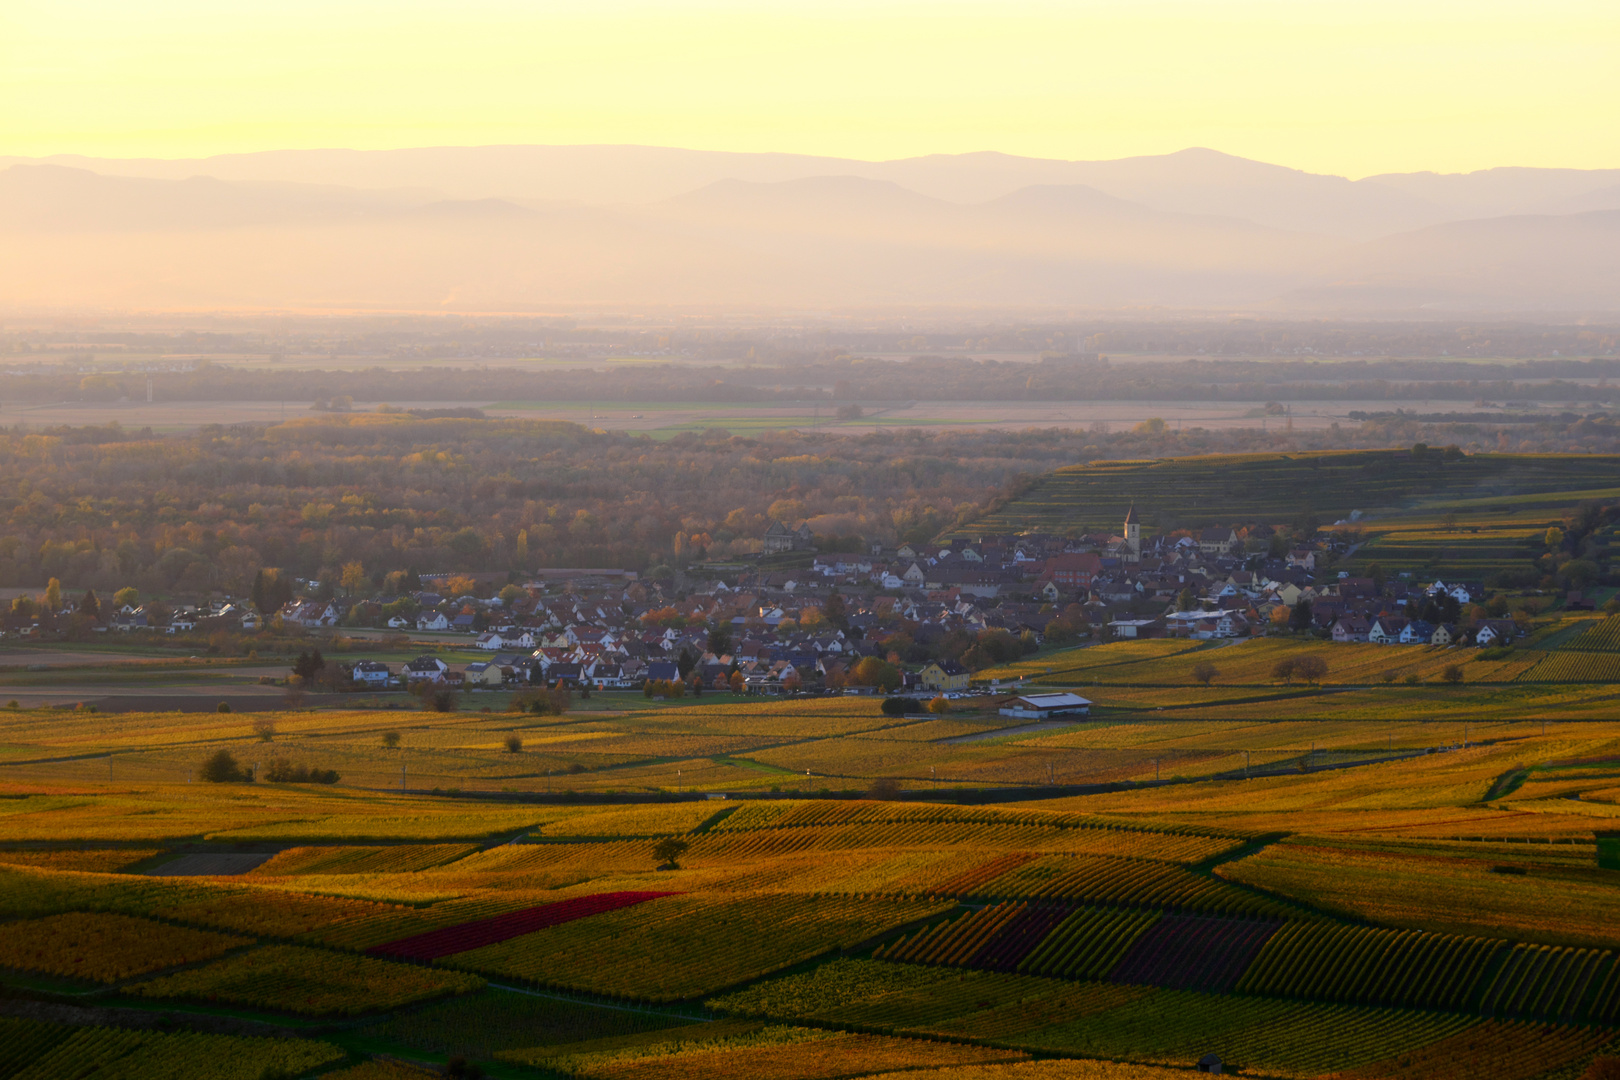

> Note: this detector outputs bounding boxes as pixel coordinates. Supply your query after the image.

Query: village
[3,510,1536,700]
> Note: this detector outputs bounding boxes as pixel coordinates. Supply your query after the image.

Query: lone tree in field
[1272,657,1298,685]
[1190,660,1218,687]
[1293,655,1329,685]
[1441,663,1465,684]
[199,748,249,783]
[653,837,689,870]
[382,730,401,749]
[252,717,276,742]
[504,733,523,753]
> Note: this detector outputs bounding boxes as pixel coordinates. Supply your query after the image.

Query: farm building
[999,692,1092,719]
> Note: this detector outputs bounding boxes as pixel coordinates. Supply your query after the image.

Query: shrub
[252,717,276,742]
[382,731,401,748]
[263,757,340,784]
[880,696,911,716]
[504,733,523,754]
[1190,660,1217,686]
[200,749,251,783]
[216,701,232,713]
[1441,663,1465,684]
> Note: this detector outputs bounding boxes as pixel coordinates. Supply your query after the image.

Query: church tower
[1123,504,1141,562]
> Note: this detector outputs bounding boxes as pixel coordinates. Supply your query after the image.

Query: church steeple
[1123,504,1141,562]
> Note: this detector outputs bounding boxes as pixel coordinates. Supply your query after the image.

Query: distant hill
[7,144,1620,239]
[4,147,1620,311]
[957,451,1620,535]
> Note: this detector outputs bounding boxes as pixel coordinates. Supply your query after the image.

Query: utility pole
[1245,750,1250,777]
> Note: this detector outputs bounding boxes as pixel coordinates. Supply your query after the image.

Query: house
[644,660,682,684]
[415,611,450,631]
[1367,617,1407,644]
[1287,548,1317,571]
[1198,528,1239,556]
[386,614,412,630]
[403,656,448,683]
[283,600,340,628]
[474,631,505,651]
[1399,619,1436,645]
[1474,619,1519,647]
[464,661,505,688]
[998,692,1092,719]
[918,659,970,692]
[1429,623,1459,646]
[590,664,634,690]
[762,520,815,553]
[902,562,928,586]
[1331,616,1371,643]
[1044,552,1103,590]
[352,661,392,686]
[1108,618,1162,639]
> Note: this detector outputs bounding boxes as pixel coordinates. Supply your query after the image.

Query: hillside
[959,450,1620,535]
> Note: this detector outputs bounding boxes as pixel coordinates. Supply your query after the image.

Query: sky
[2,0,1617,177]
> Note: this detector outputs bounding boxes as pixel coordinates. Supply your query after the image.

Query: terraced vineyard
[958,450,1620,534]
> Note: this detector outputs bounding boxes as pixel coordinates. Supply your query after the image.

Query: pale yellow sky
[2,0,1616,176]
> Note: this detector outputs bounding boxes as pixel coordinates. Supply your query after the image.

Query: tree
[1272,657,1298,685]
[1190,660,1217,686]
[1561,559,1600,590]
[292,649,326,681]
[382,730,401,748]
[653,837,689,869]
[850,657,902,693]
[1175,588,1197,612]
[504,733,523,753]
[79,589,101,621]
[1545,526,1566,550]
[927,695,950,714]
[199,749,249,783]
[880,696,911,716]
[216,701,231,713]
[1288,598,1314,632]
[1441,663,1465,684]
[43,578,61,612]
[1293,655,1329,684]
[252,717,277,742]
[340,560,367,596]
[114,586,139,609]
[707,625,732,656]
[250,569,292,615]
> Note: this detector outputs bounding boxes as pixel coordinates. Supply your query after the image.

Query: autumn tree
[653,837,689,869]
[340,561,367,596]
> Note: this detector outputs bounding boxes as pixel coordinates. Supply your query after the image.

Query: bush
[251,717,276,742]
[1190,660,1217,686]
[869,777,902,800]
[382,730,401,748]
[880,696,912,716]
[262,757,340,783]
[1441,663,1465,684]
[200,749,251,783]
[504,733,523,753]
[215,701,232,713]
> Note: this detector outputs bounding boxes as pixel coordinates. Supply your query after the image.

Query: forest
[6,410,1620,597]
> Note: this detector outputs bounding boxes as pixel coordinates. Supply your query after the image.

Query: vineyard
[957,450,1620,535]
[2,710,1620,1076]
[129,943,484,1015]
